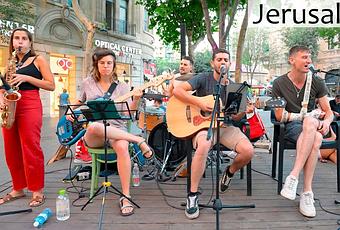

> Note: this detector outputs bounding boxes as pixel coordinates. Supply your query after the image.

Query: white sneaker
[299,191,316,217]
[280,175,298,200]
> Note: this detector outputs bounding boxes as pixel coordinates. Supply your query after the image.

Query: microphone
[220,64,227,75]
[308,64,320,74]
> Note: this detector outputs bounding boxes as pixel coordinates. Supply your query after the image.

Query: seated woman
[319,127,337,164]
[67,48,153,216]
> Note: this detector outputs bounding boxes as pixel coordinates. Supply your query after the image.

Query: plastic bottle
[33,208,52,228]
[132,163,140,187]
[56,189,70,221]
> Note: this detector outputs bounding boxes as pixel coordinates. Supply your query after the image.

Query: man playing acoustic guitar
[173,48,254,219]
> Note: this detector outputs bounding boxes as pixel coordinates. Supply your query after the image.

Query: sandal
[29,195,45,207]
[119,196,134,216]
[0,193,26,205]
[137,141,154,160]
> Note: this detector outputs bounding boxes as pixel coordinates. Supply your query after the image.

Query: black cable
[64,148,94,208]
[0,185,12,194]
[0,180,12,188]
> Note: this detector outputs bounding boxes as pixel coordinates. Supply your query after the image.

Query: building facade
[0,0,155,117]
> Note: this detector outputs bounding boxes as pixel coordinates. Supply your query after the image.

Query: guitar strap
[103,81,118,99]
[300,71,313,116]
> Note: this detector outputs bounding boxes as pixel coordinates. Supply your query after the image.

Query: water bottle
[132,163,140,187]
[33,208,52,228]
[56,189,70,221]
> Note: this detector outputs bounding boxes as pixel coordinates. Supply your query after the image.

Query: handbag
[245,109,266,140]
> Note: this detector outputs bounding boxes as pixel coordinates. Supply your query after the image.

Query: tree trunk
[72,0,95,78]
[187,30,194,58]
[220,0,239,49]
[200,0,218,50]
[235,5,248,83]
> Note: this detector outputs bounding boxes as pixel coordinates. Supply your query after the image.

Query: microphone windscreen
[220,64,227,75]
[308,64,316,72]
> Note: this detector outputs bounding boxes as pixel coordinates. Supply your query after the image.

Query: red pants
[2,90,44,191]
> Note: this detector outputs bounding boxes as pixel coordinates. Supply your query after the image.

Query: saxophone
[0,48,22,129]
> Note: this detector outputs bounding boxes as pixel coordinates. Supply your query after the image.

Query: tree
[242,28,269,85]
[282,28,319,60]
[200,0,242,50]
[136,0,210,57]
[0,0,34,23]
[0,0,34,44]
[194,50,212,74]
[234,5,247,83]
[138,0,247,82]
[317,28,340,49]
[154,58,178,75]
[72,0,96,78]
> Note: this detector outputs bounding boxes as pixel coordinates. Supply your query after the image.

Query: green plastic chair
[86,147,117,198]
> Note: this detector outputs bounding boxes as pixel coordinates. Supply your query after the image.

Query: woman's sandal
[29,195,45,207]
[119,196,134,216]
[138,140,154,160]
[0,193,26,205]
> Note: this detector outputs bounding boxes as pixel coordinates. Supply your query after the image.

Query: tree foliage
[154,58,178,76]
[282,28,319,60]
[154,50,211,76]
[137,0,247,56]
[136,0,211,57]
[242,28,269,84]
[317,28,340,49]
[200,0,246,50]
[194,50,213,74]
[0,0,34,24]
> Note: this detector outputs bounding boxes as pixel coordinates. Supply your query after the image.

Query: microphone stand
[201,71,255,230]
[317,70,340,77]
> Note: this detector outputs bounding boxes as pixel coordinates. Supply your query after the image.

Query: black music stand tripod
[80,100,140,229]
[199,77,255,230]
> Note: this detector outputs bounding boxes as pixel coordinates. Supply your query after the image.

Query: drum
[148,122,193,170]
[138,106,165,131]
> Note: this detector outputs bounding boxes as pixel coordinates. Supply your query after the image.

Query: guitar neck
[115,81,155,102]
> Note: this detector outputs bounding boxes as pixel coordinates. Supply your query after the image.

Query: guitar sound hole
[200,111,211,118]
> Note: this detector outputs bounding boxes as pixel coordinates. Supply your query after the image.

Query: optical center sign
[248,0,340,27]
[94,39,142,59]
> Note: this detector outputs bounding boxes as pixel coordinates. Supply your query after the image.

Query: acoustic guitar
[56,73,174,146]
[166,95,286,138]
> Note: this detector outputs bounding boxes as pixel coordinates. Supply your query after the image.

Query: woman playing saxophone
[0,28,55,207]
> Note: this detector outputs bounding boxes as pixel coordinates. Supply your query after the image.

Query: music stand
[80,99,140,230]
[201,80,255,230]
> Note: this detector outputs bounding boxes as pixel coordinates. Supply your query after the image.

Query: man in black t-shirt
[173,49,254,220]
[329,94,340,120]
[272,45,333,218]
